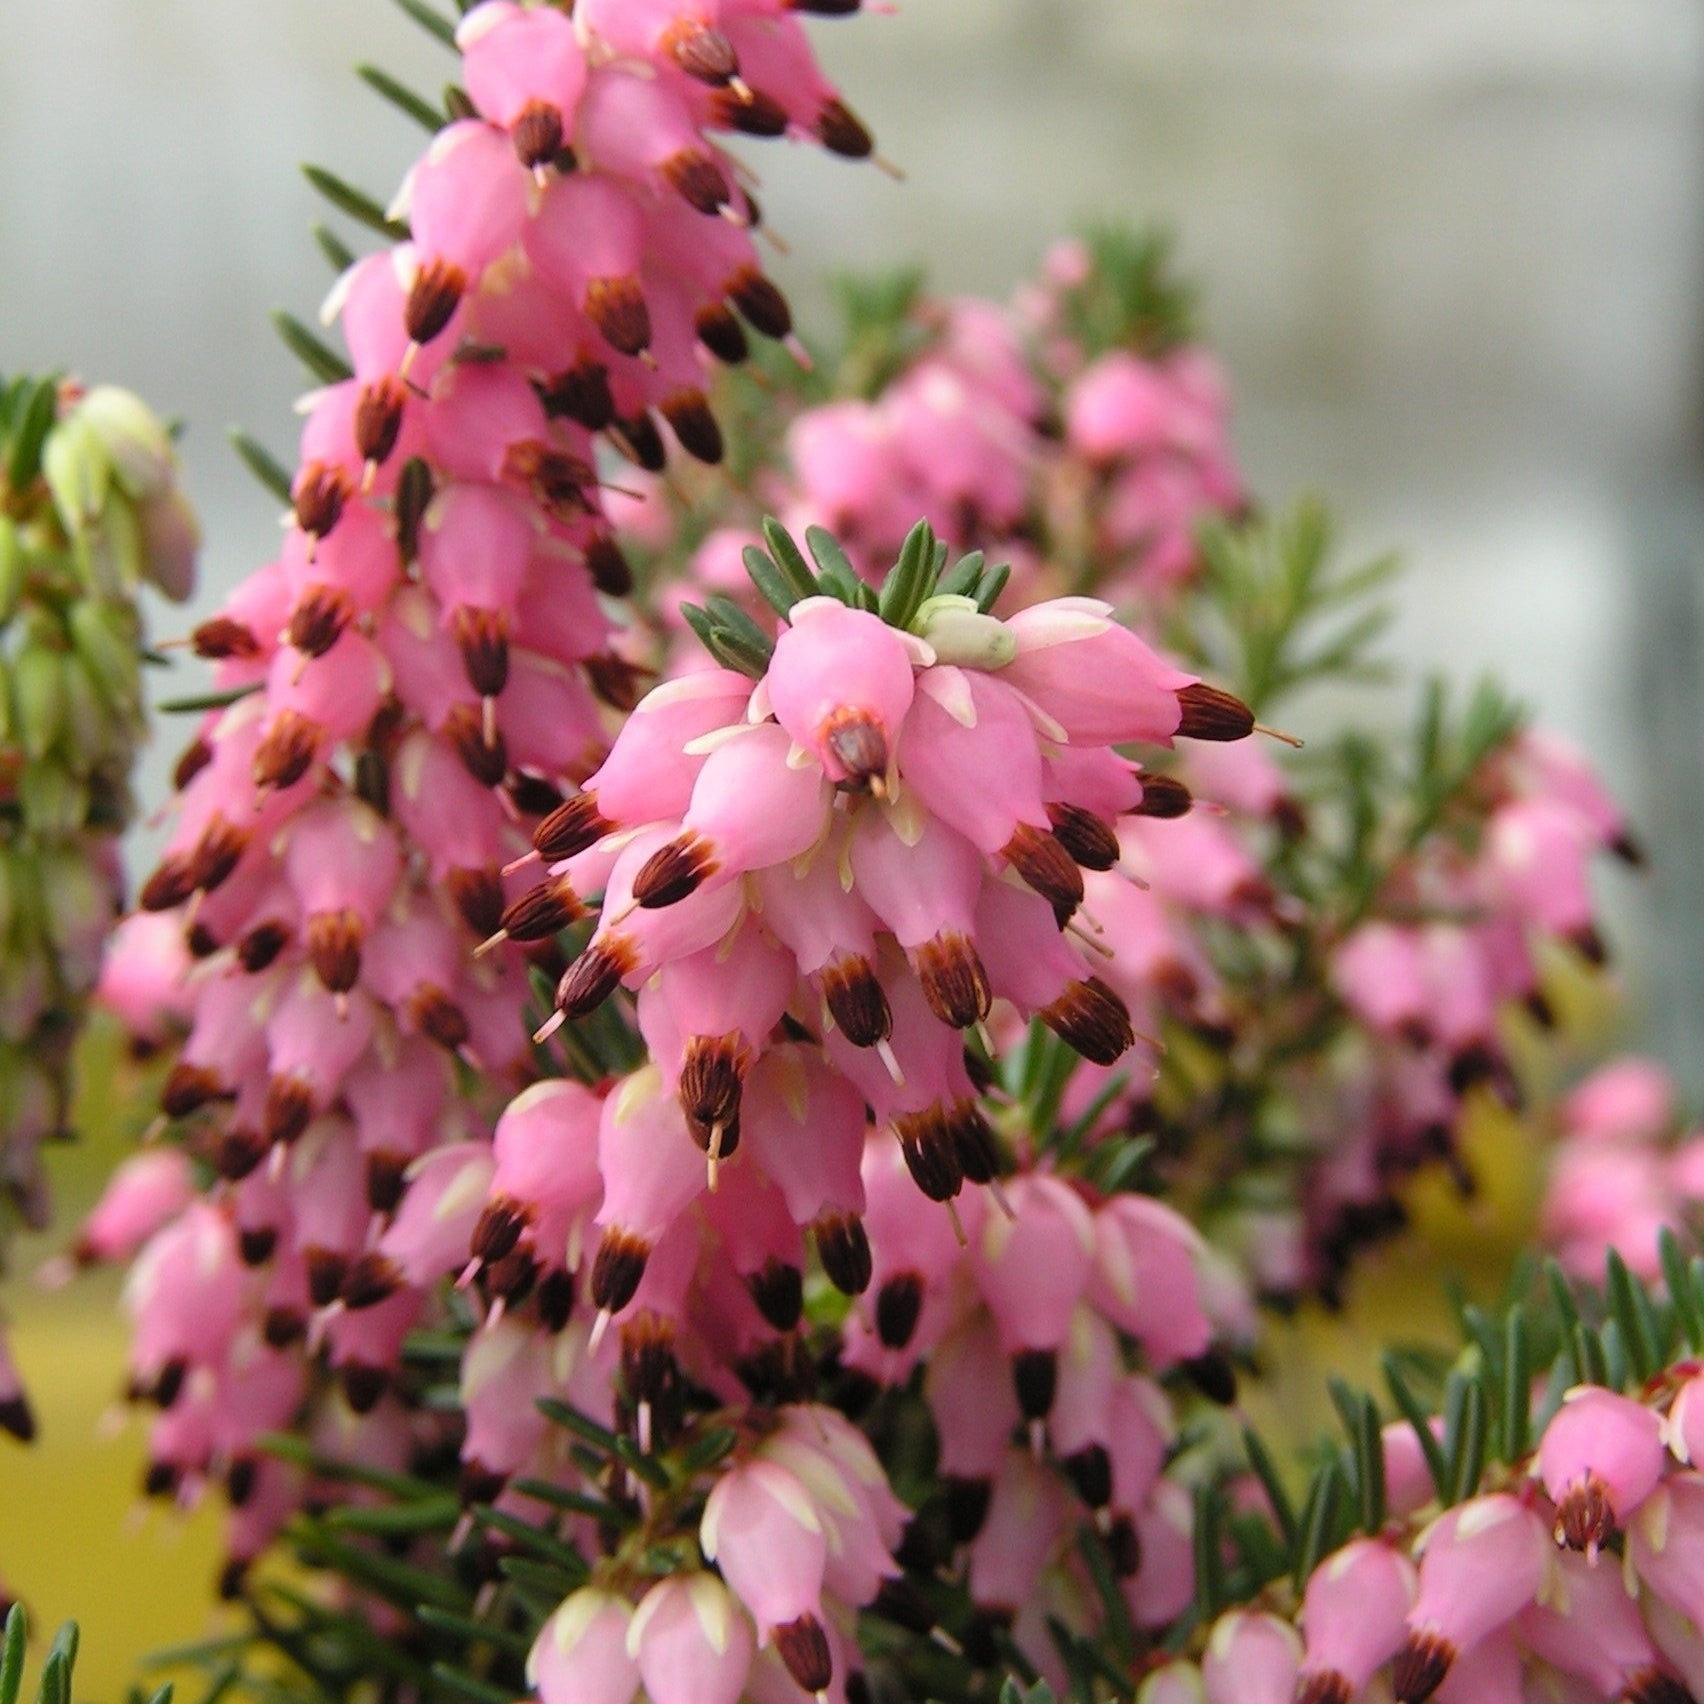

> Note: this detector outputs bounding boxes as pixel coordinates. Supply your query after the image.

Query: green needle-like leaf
[301,164,410,242]
[357,63,446,132]
[229,430,294,506]
[1502,1307,1532,1462]
[271,312,354,386]
[1,1607,27,1704]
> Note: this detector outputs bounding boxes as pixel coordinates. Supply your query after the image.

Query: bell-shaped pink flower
[1630,1474,1704,1629]
[1295,1538,1418,1704]
[1201,1610,1301,1704]
[627,1573,756,1704]
[529,1589,639,1704]
[1393,1494,1551,1702]
[766,596,916,787]
[1537,1385,1666,1556]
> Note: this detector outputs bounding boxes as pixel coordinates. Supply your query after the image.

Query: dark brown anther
[152,1357,188,1410]
[262,1306,306,1349]
[140,853,197,913]
[1181,1348,1238,1406]
[1131,773,1193,818]
[584,275,652,357]
[620,1312,679,1407]
[173,736,214,791]
[533,792,616,862]
[211,1126,269,1182]
[816,97,873,157]
[583,529,634,597]
[633,833,719,908]
[252,710,321,790]
[773,1615,833,1695]
[791,0,862,13]
[869,1578,935,1637]
[505,439,599,519]
[186,923,220,959]
[679,1033,747,1154]
[452,604,511,698]
[292,461,351,539]
[459,1460,508,1506]
[1040,976,1135,1067]
[304,1247,350,1309]
[404,257,467,346]
[875,1272,924,1349]
[659,390,725,465]
[264,1075,315,1147]
[143,1460,179,1499]
[226,1456,258,1507]
[216,1558,250,1603]
[911,931,991,1029]
[951,1106,1003,1185]
[695,302,748,364]
[394,456,435,564]
[340,1363,388,1414]
[821,955,892,1047]
[366,1151,409,1214]
[584,651,648,712]
[237,1226,278,1267]
[535,1267,575,1333]
[340,1251,403,1310]
[190,616,260,661]
[1622,1671,1692,1704]
[507,771,562,819]
[447,865,506,938]
[893,1105,966,1202]
[479,1250,538,1316]
[1554,1475,1617,1555]
[661,148,732,215]
[355,375,408,467]
[539,357,616,431]
[1003,823,1084,924]
[444,702,507,787]
[161,1062,226,1119]
[590,1226,651,1314]
[1012,1348,1057,1421]
[1105,1511,1142,1577]
[511,97,565,169]
[1046,802,1121,870]
[820,708,888,789]
[411,986,471,1050]
[748,1258,805,1331]
[711,86,790,137]
[814,1212,872,1295]
[237,921,290,974]
[942,1475,992,1543]
[728,265,792,339]
[471,1198,528,1266]
[611,410,668,473]
[1612,831,1646,868]
[1061,1443,1113,1509]
[188,816,249,895]
[306,907,365,995]
[1391,1629,1454,1704]
[287,584,355,658]
[1175,682,1256,742]
[663,17,739,84]
[555,936,636,1020]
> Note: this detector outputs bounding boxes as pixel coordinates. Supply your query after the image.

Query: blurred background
[2,0,1703,1689]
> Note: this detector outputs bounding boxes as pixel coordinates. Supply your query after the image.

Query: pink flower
[529,1590,639,1704]
[627,1574,756,1704]
[1536,1385,1666,1556]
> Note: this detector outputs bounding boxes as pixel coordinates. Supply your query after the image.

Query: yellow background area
[0,1024,224,1703]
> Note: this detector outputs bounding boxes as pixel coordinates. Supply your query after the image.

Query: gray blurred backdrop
[3,1,1702,1074]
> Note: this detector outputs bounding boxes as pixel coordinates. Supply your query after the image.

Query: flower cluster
[1541,1057,1704,1282]
[643,229,1242,649]
[86,0,879,1573]
[1135,1363,1704,1704]
[500,537,1256,1327]
[0,376,195,1443]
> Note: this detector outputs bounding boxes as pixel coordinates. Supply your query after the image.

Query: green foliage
[2,1609,162,1704]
